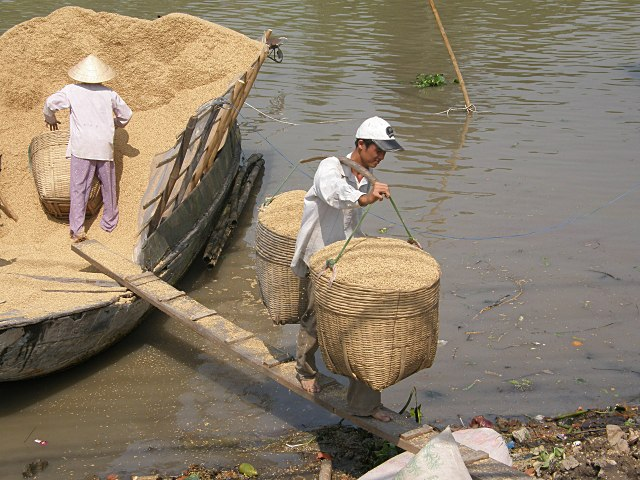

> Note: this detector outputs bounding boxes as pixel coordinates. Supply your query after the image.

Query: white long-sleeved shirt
[290,154,370,277]
[43,83,132,161]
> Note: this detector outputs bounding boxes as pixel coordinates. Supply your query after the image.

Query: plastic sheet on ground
[358,426,513,480]
[452,427,513,466]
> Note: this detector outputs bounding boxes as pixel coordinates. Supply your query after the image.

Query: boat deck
[72,239,529,479]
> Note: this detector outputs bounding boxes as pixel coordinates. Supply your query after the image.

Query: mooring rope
[244,101,299,126]
[244,101,358,125]
[227,99,638,243]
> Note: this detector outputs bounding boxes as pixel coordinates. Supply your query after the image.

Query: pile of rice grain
[257,190,307,238]
[255,190,308,324]
[309,237,441,290]
[0,7,263,319]
[0,7,262,113]
[310,237,440,390]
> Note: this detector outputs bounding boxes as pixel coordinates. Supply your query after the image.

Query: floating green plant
[414,73,446,88]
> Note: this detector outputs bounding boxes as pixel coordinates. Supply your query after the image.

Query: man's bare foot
[371,408,392,422]
[299,377,321,394]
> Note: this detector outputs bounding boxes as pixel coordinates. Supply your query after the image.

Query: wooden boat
[0,15,272,381]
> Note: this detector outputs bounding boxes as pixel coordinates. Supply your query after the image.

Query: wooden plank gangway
[72,240,529,479]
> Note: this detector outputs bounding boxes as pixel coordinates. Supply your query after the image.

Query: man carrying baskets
[290,116,403,422]
[43,54,132,243]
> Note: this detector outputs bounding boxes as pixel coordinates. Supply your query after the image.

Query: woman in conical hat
[67,54,116,84]
[43,54,132,243]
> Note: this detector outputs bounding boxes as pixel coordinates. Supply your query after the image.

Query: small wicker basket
[309,237,440,391]
[29,130,102,219]
[255,190,308,325]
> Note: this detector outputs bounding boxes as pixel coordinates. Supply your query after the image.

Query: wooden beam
[70,240,529,478]
[148,115,198,234]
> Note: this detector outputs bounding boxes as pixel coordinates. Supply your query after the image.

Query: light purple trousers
[69,155,119,236]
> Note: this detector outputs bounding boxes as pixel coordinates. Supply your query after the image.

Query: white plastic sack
[393,427,472,480]
[357,452,413,480]
[452,427,513,467]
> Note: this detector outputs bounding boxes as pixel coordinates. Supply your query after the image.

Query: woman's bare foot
[299,377,321,394]
[371,408,392,422]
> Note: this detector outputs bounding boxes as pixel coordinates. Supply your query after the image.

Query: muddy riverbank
[20,405,639,479]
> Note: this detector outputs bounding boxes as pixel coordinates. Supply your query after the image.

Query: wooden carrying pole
[428,0,473,110]
[299,155,378,185]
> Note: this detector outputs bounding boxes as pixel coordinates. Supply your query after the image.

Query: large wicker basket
[255,190,308,325]
[309,237,440,391]
[29,130,102,219]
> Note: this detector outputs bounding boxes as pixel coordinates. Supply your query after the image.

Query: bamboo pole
[428,0,473,111]
[187,74,245,192]
[181,112,223,198]
[203,154,264,269]
[199,100,234,172]
[200,52,261,180]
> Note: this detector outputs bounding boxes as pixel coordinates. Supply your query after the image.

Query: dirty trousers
[70,155,119,236]
[295,286,382,417]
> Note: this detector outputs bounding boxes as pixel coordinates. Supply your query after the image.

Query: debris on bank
[46,405,638,480]
[503,404,640,479]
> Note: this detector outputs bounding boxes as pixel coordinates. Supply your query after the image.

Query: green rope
[263,156,327,206]
[262,163,299,206]
[388,196,421,248]
[323,194,421,273]
[324,204,372,270]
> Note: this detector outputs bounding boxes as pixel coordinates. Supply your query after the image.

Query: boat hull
[0,123,243,381]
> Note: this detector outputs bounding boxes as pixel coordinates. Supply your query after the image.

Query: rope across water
[223,99,639,244]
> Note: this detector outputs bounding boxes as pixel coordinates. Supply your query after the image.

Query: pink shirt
[43,83,132,161]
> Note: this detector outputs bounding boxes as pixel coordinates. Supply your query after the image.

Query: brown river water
[1,0,639,478]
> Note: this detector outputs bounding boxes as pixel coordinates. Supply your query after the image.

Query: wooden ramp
[72,240,529,479]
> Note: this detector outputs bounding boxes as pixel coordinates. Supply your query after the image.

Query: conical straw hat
[68,54,116,83]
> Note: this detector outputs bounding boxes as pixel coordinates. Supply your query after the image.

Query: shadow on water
[0,322,146,414]
[0,190,338,478]
[1,184,333,428]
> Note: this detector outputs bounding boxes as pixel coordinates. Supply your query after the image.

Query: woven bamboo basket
[309,237,441,391]
[255,190,308,325]
[29,130,102,219]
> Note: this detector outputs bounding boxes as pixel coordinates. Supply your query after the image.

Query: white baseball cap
[355,116,404,152]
